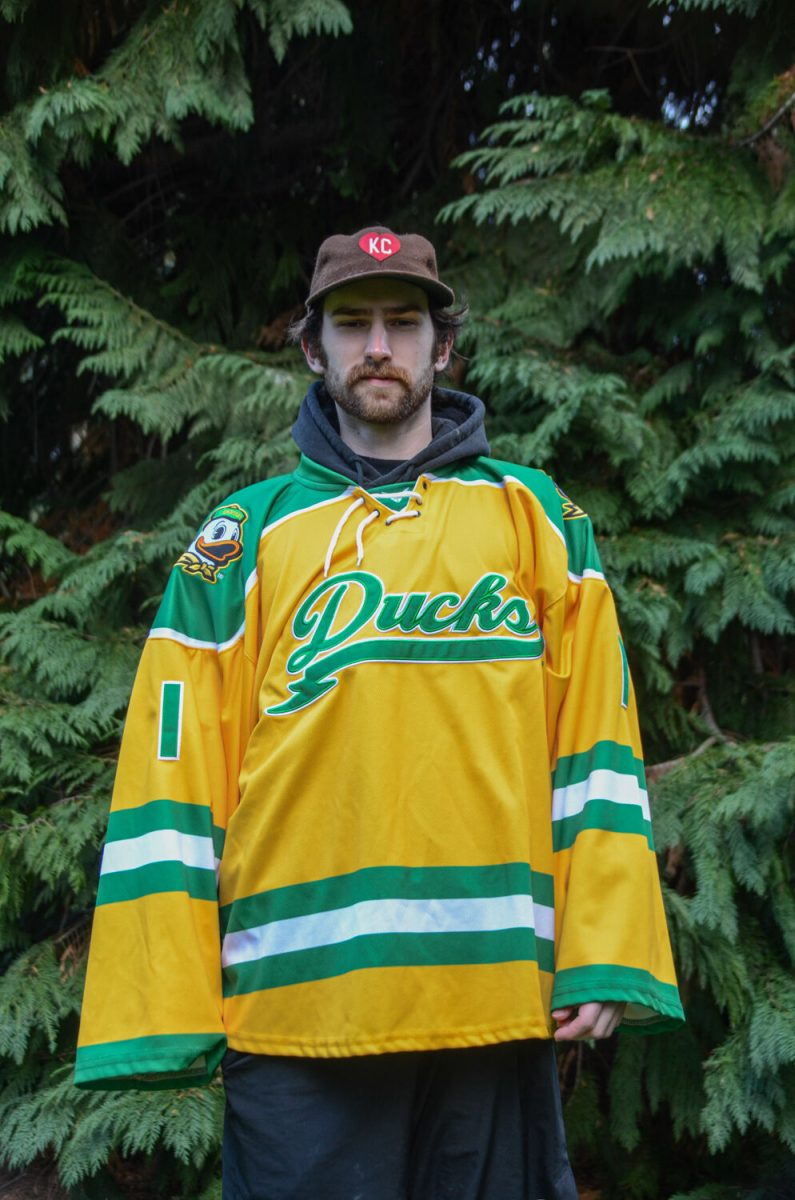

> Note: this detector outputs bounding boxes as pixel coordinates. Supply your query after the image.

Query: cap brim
[306,270,455,309]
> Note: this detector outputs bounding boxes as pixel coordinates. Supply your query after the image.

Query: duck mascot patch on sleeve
[176,502,248,583]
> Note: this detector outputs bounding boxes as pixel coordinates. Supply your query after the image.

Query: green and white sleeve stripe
[97,799,225,905]
[552,740,653,851]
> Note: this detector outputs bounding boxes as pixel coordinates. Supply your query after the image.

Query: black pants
[221,1040,578,1200]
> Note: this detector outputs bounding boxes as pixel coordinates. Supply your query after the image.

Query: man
[76,227,684,1198]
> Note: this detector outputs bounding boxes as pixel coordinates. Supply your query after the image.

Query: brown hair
[286,301,469,367]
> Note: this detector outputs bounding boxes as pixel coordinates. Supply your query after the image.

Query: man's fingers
[553,1001,625,1041]
[553,1008,595,1041]
[592,1007,619,1039]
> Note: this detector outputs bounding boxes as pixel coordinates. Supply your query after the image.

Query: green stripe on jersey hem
[96,861,218,906]
[551,964,684,1032]
[220,863,554,937]
[104,798,225,855]
[74,1033,226,1090]
[552,741,645,790]
[552,801,654,852]
[223,929,554,997]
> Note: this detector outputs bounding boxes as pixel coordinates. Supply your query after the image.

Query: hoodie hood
[291,380,490,486]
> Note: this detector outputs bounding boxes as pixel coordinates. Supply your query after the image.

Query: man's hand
[552,1001,626,1041]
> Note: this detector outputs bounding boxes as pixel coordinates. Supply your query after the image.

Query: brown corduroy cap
[306,226,455,309]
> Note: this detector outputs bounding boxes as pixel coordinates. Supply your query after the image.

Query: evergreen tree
[438,10,795,1193]
[0,1,793,1196]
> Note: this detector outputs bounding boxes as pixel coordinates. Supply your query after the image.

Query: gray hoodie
[291,381,490,486]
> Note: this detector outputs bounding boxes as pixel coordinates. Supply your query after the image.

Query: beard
[322,358,437,425]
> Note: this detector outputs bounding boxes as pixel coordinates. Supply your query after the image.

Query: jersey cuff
[551,964,684,1034]
[74,1032,227,1090]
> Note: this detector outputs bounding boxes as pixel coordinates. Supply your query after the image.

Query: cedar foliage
[0,1,793,1196]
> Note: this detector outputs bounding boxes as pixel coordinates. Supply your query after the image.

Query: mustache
[347,364,411,387]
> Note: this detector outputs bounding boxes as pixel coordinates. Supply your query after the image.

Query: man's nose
[364,321,391,361]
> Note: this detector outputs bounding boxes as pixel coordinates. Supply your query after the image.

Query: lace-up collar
[322,483,427,576]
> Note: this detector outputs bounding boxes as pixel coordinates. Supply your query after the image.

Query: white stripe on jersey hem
[533,901,556,943]
[552,768,650,824]
[567,568,606,584]
[148,622,246,653]
[100,830,218,875]
[221,894,553,967]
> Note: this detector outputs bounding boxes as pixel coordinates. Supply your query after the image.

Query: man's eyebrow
[328,304,425,316]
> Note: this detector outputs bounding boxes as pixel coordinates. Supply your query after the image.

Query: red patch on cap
[358,232,401,261]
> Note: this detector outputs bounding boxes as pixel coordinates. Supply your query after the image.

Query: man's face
[302,278,451,426]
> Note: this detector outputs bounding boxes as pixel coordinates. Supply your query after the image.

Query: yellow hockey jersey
[75,454,684,1089]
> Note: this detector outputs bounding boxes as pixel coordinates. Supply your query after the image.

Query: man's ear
[434,336,453,374]
[302,336,325,376]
